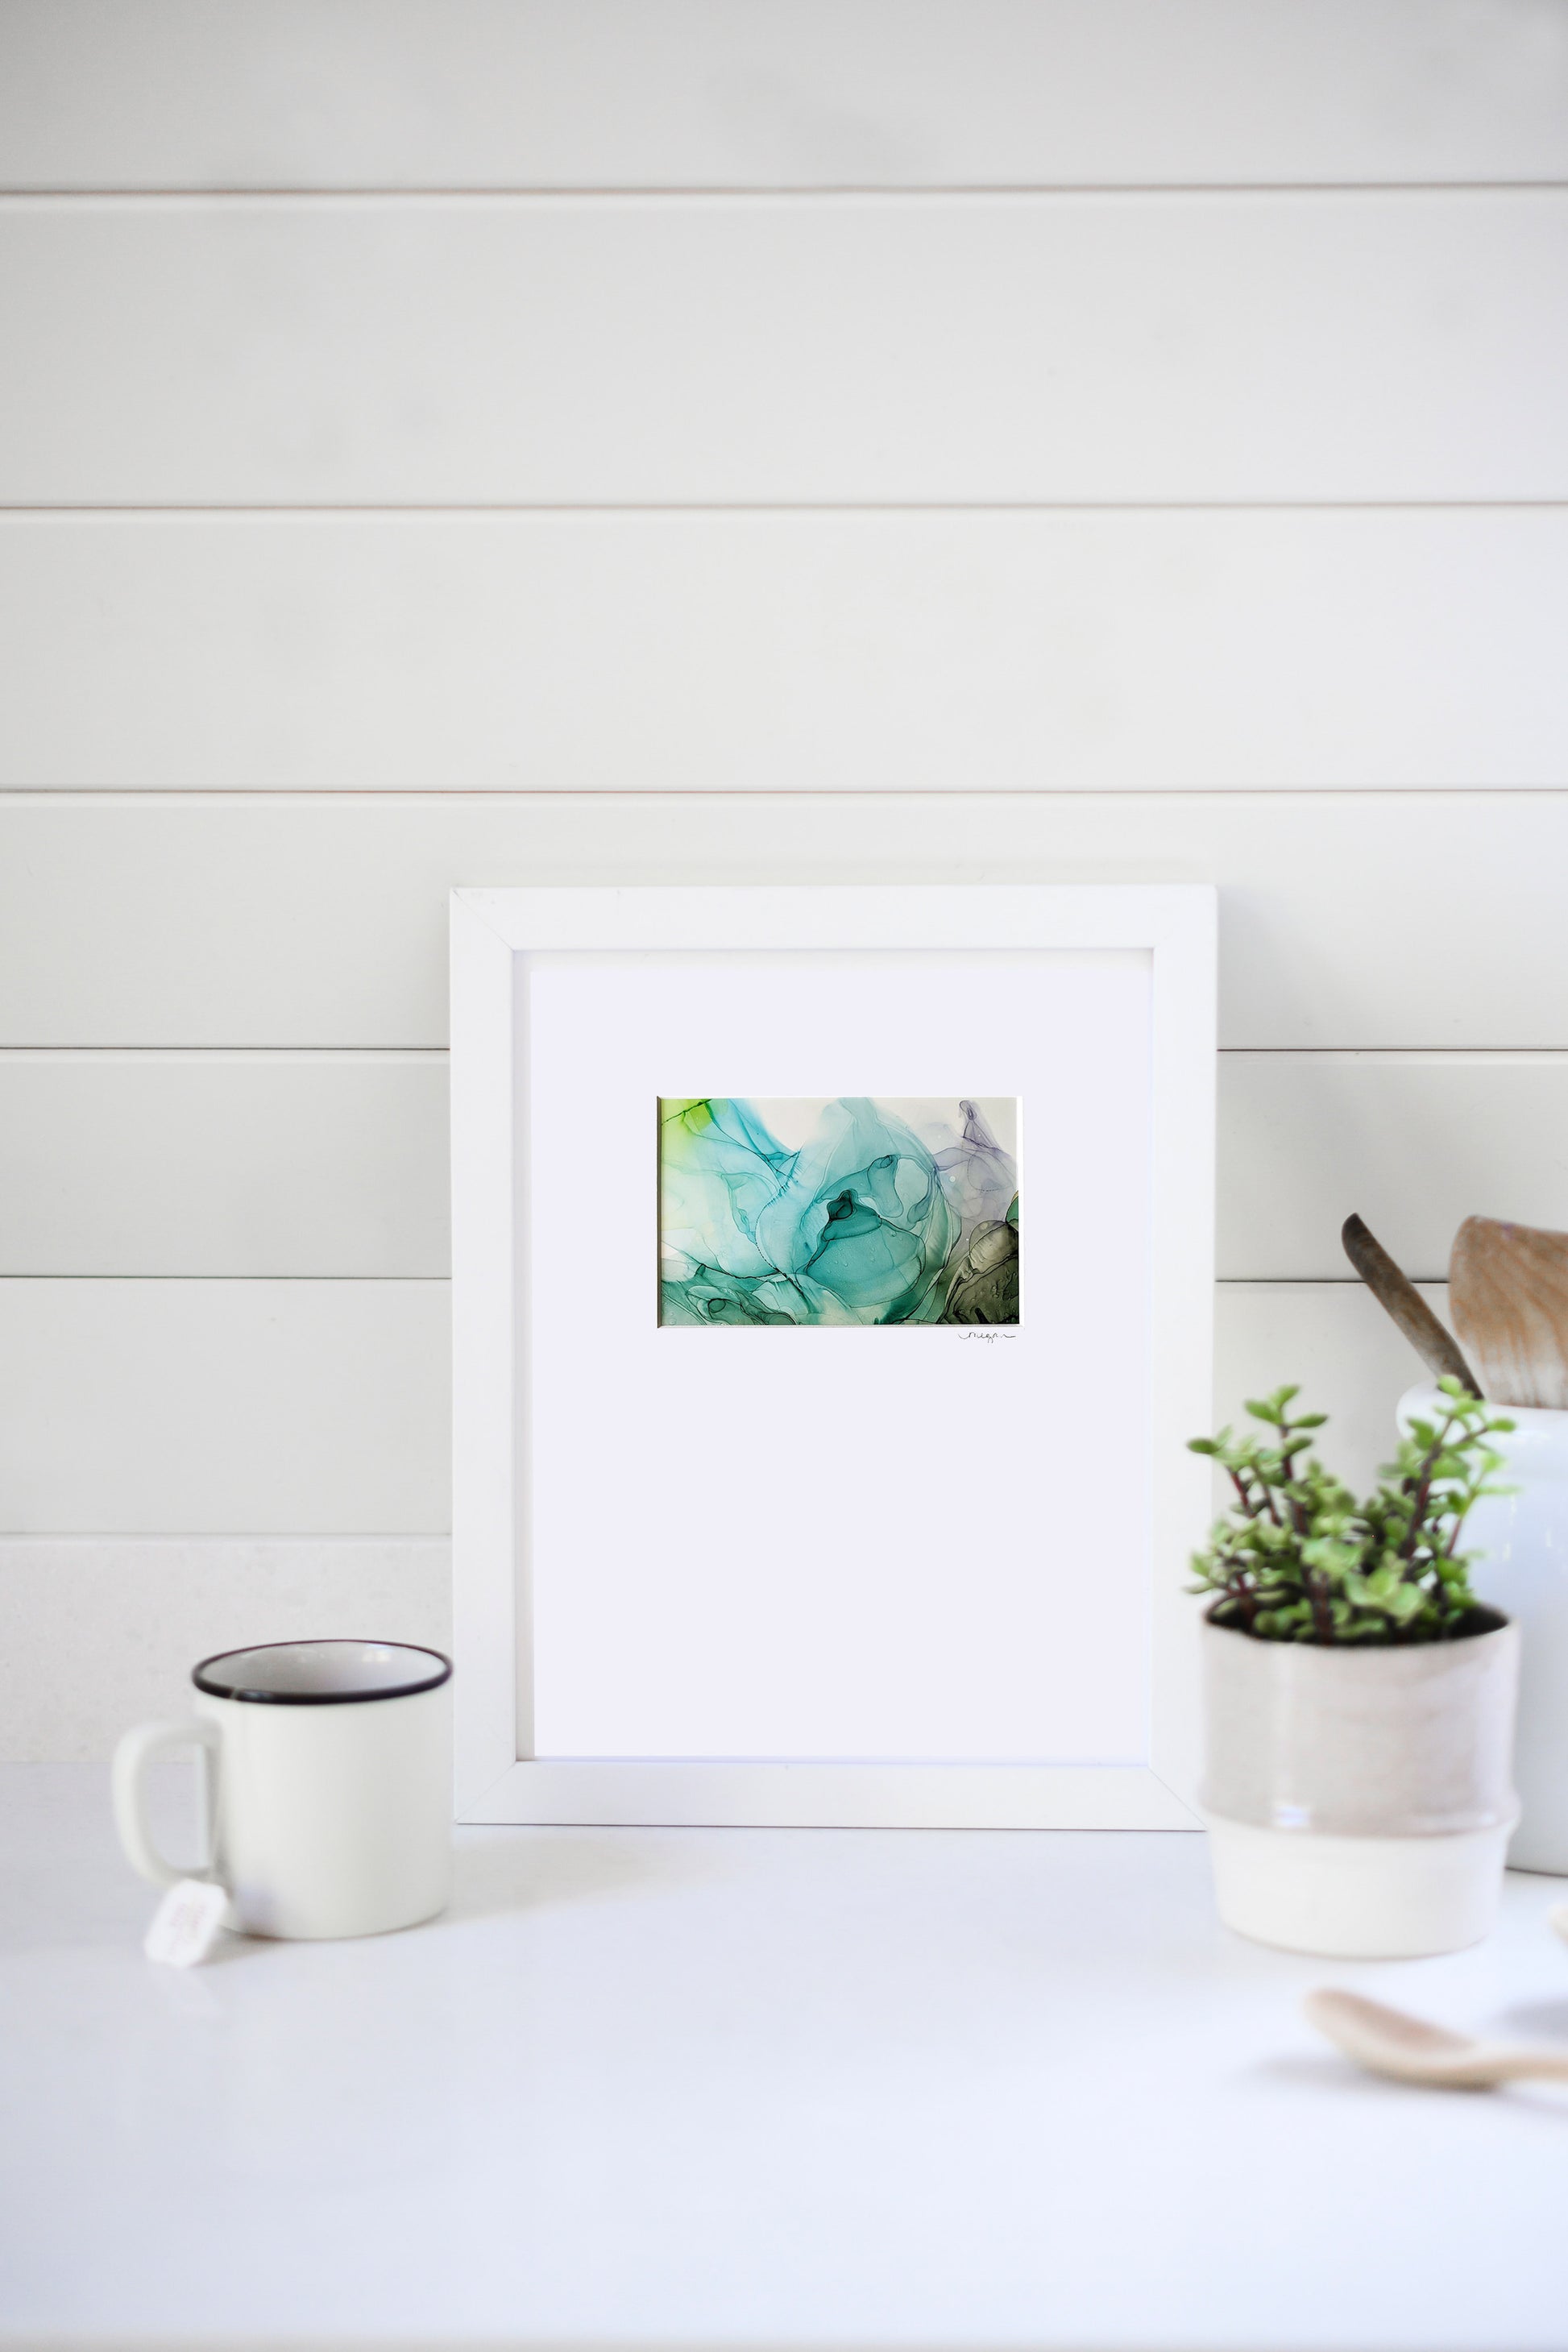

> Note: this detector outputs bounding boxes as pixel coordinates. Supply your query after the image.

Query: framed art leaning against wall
[451,885,1216,1828]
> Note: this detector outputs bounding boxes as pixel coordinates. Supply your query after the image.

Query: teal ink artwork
[658,1097,1020,1327]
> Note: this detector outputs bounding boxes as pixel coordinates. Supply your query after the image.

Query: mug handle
[111,1719,222,1890]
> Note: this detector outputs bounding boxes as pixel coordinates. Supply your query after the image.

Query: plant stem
[1308,1570,1334,1644]
[1397,1407,1458,1563]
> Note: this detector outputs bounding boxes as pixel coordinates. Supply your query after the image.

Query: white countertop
[3,1764,1567,2351]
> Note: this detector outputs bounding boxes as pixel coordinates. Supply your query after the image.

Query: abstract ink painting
[658,1096,1019,1327]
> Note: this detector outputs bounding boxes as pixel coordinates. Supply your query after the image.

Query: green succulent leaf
[1187,1379,1495,1647]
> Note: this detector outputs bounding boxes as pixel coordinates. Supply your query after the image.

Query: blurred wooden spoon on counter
[1305,1989,1568,2089]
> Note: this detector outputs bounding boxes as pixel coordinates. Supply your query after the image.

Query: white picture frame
[452,884,1216,1828]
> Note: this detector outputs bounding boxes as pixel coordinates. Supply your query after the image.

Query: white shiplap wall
[2,1,1566,1755]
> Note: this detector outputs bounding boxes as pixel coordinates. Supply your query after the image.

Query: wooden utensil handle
[1479,2048,1568,2084]
[1341,1215,1480,1396]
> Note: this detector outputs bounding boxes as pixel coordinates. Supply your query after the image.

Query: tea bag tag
[144,1877,227,1968]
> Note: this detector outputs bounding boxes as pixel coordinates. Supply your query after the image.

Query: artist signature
[962,1329,1018,1344]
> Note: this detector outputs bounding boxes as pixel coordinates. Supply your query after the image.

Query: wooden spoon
[1450,1216,1568,1410]
[1305,1989,1568,2089]
[1341,1214,1479,1394]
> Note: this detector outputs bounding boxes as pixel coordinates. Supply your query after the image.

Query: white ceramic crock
[1401,1383,1568,1876]
[1201,1612,1519,1956]
[112,1639,453,1939]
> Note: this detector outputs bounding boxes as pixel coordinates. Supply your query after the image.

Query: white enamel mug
[112,1640,453,1939]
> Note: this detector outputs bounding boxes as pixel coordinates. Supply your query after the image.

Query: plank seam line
[5,501,1568,517]
[0,1528,454,1539]
[0,1044,1537,1054]
[6,789,1568,809]
[0,1533,447,1546]
[2,182,1566,202]
[1222,1045,1568,1055]
[0,1276,1425,1286]
[2,1047,1566,1060]
[1214,1277,1448,1288]
[6,789,1567,803]
[2,1044,1561,1053]
[0,1047,448,1060]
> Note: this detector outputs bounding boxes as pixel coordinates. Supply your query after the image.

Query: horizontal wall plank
[3,2,1565,191]
[1218,1054,1568,1281]
[0,1276,1450,1542]
[1215,1280,1454,1500]
[2,794,1567,1051]
[7,1050,1568,1280]
[0,1537,450,1760]
[6,509,1568,791]
[0,1052,450,1276]
[2,197,1566,504]
[0,1280,450,1533]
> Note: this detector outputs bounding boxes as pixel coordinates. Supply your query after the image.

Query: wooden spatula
[1450,1216,1568,1410]
[1341,1214,1479,1394]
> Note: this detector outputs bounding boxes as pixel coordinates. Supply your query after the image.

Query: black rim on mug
[192,1639,454,1707]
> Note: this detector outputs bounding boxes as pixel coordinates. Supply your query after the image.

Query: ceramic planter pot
[1401,1383,1568,1876]
[1201,1611,1519,1956]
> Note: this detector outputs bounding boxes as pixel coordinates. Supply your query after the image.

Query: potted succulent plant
[1189,1379,1520,1957]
